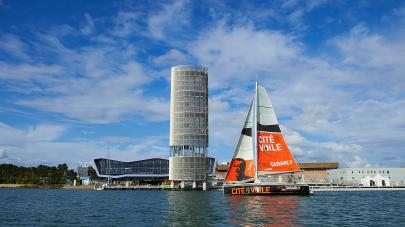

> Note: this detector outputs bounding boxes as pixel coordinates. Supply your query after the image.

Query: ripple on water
[1,189,405,226]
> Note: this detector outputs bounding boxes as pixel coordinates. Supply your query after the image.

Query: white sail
[225,101,255,182]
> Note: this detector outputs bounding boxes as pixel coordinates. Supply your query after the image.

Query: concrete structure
[78,164,92,185]
[169,65,210,187]
[297,162,339,184]
[327,168,405,186]
[214,162,229,180]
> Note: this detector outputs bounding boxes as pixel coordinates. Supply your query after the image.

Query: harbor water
[1,189,404,226]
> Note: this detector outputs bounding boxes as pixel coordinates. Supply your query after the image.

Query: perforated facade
[169,65,209,181]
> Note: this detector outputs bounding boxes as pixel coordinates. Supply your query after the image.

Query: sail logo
[231,186,271,195]
[271,160,293,167]
[258,135,282,152]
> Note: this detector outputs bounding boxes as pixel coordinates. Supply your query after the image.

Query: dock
[101,185,168,190]
[95,185,215,191]
[311,186,405,192]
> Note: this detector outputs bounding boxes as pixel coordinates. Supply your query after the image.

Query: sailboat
[223,82,310,195]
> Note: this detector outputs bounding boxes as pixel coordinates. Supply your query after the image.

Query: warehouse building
[327,167,405,186]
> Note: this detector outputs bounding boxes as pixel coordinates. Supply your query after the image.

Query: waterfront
[1,190,404,226]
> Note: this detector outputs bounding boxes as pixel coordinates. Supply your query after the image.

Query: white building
[327,168,405,186]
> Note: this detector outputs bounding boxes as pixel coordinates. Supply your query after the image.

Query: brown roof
[298,162,339,169]
[216,164,230,171]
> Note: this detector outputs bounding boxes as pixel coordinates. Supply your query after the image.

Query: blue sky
[0,0,404,168]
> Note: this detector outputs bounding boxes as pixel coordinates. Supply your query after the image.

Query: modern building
[93,158,169,183]
[93,158,215,185]
[169,65,211,188]
[327,168,405,186]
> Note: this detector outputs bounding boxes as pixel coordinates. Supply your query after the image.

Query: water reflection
[227,195,302,225]
[163,191,303,225]
[165,191,220,225]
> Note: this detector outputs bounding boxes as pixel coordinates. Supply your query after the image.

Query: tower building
[169,65,211,188]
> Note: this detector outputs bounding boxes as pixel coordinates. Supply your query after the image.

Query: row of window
[175,80,207,86]
[173,112,206,118]
[352,170,390,174]
[175,70,207,76]
[174,95,207,102]
[338,170,390,174]
[173,107,208,113]
[175,85,207,91]
[174,101,207,108]
[173,117,207,124]
[173,124,207,129]
[174,91,207,98]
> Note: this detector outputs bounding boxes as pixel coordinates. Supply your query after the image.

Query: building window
[352,171,354,174]
[359,171,361,174]
[387,170,390,174]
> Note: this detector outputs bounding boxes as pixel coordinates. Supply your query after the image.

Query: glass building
[93,158,169,180]
[93,157,215,182]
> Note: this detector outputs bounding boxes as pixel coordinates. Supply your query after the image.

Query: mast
[107,140,111,186]
[253,81,258,179]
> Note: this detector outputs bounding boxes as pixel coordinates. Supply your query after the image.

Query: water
[1,189,405,226]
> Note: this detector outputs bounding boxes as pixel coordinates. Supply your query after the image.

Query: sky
[0,0,404,169]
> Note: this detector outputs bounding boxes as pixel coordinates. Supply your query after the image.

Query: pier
[311,186,405,192]
[95,185,221,191]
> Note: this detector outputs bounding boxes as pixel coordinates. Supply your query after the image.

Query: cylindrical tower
[169,65,209,182]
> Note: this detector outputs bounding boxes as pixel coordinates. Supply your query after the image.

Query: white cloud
[148,0,189,39]
[190,21,405,166]
[190,22,301,88]
[153,49,188,65]
[332,24,405,70]
[320,142,363,153]
[346,155,372,168]
[0,34,31,61]
[110,11,141,37]
[0,122,168,168]
[281,125,304,145]
[0,148,8,159]
[81,13,95,35]
[1,24,169,124]
[1,4,404,168]
[0,122,66,144]
[209,98,230,112]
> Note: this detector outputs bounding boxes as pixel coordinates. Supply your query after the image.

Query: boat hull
[224,183,310,196]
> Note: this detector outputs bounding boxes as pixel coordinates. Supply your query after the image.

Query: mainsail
[256,84,300,173]
[225,83,300,183]
[224,101,255,182]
